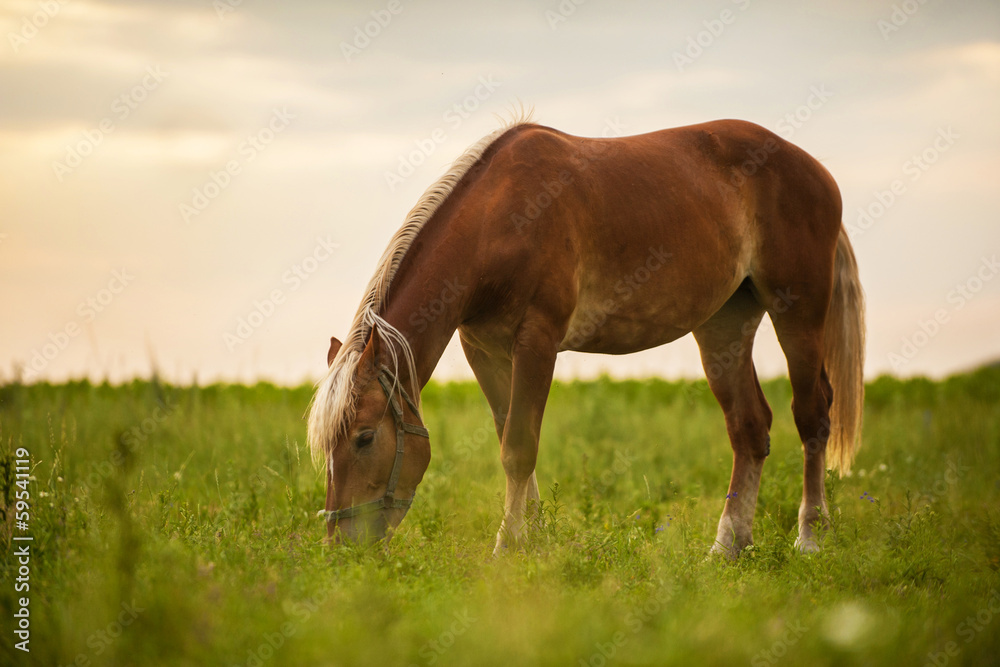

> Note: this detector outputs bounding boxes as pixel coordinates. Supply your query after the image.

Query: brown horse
[309,115,865,556]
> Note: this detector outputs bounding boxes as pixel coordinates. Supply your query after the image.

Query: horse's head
[315,333,431,545]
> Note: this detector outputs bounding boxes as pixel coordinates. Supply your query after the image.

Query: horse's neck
[379,235,474,390]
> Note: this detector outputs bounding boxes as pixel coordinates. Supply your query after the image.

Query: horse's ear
[358,329,382,371]
[327,337,343,367]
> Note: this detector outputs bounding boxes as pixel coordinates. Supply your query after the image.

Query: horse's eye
[355,430,375,449]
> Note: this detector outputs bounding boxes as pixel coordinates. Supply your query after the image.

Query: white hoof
[794,535,821,553]
[709,540,738,560]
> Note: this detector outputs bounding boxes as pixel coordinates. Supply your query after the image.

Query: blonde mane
[308,112,534,467]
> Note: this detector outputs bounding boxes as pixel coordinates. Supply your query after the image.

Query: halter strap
[318,366,428,523]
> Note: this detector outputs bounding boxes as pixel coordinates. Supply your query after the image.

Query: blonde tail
[824,227,866,475]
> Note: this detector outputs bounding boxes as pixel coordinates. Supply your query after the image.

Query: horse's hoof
[794,537,822,553]
[708,543,737,561]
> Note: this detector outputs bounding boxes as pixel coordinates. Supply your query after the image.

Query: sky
[1,0,998,386]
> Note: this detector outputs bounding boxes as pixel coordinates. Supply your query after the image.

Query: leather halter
[318,365,428,523]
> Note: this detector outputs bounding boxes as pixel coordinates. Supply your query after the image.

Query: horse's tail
[824,227,866,475]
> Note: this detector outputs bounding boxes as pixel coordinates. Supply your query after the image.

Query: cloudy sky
[2,0,998,385]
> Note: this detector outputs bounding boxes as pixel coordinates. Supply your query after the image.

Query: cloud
[2,0,998,383]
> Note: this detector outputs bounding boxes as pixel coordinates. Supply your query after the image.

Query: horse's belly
[559,291,695,354]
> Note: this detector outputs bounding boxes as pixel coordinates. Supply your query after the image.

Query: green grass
[2,368,999,666]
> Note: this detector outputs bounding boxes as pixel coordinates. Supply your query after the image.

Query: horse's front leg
[493,325,559,555]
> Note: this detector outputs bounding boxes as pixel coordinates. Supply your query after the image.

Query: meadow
[1,367,999,666]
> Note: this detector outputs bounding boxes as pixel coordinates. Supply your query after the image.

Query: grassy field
[2,367,999,666]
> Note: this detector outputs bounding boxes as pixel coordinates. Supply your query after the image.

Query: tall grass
[1,369,998,666]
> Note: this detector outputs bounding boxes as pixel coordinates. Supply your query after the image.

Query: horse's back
[487,118,840,254]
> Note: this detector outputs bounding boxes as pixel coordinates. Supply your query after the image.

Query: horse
[308,114,865,556]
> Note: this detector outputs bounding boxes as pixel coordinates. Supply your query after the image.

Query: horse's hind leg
[760,279,835,552]
[693,285,773,557]
[771,317,834,552]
